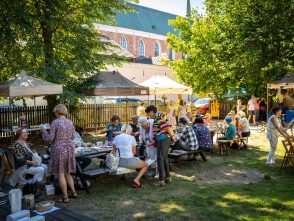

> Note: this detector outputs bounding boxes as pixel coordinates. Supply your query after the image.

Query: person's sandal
[132,180,142,189]
[69,192,78,199]
[58,197,69,203]
[158,181,166,187]
[165,177,172,184]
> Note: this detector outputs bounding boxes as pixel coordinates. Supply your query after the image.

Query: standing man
[145,105,177,187]
[247,95,256,125]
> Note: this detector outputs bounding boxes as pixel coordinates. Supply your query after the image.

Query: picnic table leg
[199,152,207,161]
[225,143,229,156]
[76,162,90,194]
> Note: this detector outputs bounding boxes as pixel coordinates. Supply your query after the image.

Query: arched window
[101,33,109,39]
[138,40,145,57]
[154,42,160,57]
[120,36,127,50]
[168,49,175,60]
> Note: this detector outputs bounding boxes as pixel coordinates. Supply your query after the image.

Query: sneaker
[154,173,159,179]
[158,181,166,187]
[165,177,172,184]
[147,171,154,177]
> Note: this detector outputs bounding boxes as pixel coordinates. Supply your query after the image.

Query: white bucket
[45,185,55,196]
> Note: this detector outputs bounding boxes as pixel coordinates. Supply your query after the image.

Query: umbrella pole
[95,97,97,135]
[34,96,37,125]
[126,96,128,123]
[267,85,269,121]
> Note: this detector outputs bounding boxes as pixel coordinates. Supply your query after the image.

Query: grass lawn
[59,130,294,221]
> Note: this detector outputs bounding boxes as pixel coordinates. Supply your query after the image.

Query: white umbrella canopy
[0,70,63,97]
[139,75,193,95]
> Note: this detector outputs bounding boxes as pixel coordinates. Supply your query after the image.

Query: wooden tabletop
[0,200,95,221]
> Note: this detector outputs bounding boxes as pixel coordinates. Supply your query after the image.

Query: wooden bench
[168,149,207,163]
[77,162,136,193]
[217,136,249,155]
[217,140,232,155]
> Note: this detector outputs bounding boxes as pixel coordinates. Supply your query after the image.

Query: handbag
[22,179,38,195]
[32,151,42,166]
[105,149,120,170]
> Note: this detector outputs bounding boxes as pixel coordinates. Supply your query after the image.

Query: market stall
[267,72,294,123]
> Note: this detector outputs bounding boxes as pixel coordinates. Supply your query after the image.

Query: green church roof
[114,3,179,36]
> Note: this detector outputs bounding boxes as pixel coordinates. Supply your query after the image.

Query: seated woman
[112,124,148,189]
[101,115,123,142]
[73,125,84,147]
[193,117,212,151]
[235,115,243,137]
[130,115,140,142]
[73,126,92,170]
[9,128,47,187]
[217,117,237,146]
[238,111,250,138]
[174,116,199,151]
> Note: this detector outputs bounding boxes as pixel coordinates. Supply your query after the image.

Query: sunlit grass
[60,131,294,221]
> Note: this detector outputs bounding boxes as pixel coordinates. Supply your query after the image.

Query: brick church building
[95,1,191,64]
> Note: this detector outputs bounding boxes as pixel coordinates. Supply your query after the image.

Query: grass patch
[60,131,294,221]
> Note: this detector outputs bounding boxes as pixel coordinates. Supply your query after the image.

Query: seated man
[101,115,122,142]
[174,116,199,151]
[193,117,212,151]
[9,128,47,187]
[130,115,140,142]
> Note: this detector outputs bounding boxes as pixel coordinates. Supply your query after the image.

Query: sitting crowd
[8,102,254,199]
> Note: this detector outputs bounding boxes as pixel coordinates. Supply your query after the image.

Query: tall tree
[0,0,136,104]
[166,0,294,97]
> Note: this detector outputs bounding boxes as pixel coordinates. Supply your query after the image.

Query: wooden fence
[0,103,167,137]
[0,101,231,138]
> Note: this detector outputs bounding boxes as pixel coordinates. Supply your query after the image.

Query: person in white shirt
[137,102,146,117]
[247,95,256,125]
[112,124,148,188]
[238,111,250,138]
[138,117,158,177]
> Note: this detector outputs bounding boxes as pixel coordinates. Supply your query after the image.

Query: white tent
[139,75,193,95]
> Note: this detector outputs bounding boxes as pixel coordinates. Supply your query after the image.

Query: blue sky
[138,0,206,16]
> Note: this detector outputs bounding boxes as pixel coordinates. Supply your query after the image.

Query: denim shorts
[118,157,141,169]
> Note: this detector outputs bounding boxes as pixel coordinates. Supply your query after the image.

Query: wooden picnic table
[0,196,95,221]
[75,147,112,194]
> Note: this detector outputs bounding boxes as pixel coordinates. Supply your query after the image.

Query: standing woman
[41,104,77,203]
[167,100,176,126]
[237,100,243,112]
[178,99,186,118]
[266,105,290,167]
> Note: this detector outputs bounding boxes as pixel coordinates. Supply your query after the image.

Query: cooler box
[286,110,294,123]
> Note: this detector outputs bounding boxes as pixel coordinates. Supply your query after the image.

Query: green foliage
[166,0,294,97]
[0,0,137,101]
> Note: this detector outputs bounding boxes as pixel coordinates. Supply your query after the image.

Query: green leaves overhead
[166,0,293,97]
[0,0,137,95]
